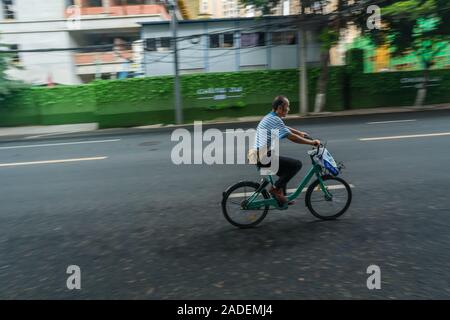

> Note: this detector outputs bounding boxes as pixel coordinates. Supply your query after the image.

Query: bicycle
[221,140,352,228]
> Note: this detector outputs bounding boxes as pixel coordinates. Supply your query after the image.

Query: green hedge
[0,68,344,128]
[345,48,365,74]
[308,67,346,112]
[33,85,97,125]
[92,68,345,127]
[1,67,449,128]
[350,69,450,108]
[0,89,39,126]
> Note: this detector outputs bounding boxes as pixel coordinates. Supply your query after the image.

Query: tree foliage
[0,36,25,101]
[361,0,449,68]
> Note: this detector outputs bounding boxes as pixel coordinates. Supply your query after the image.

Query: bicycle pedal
[277,203,289,210]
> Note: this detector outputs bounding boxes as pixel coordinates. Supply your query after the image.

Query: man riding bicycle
[253,96,320,205]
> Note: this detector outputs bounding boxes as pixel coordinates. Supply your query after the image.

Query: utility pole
[299,28,308,115]
[169,0,183,124]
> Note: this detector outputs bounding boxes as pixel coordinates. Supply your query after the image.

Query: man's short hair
[272,95,288,111]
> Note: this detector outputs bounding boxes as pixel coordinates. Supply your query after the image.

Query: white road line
[0,139,121,150]
[367,119,416,125]
[229,184,355,198]
[359,132,450,141]
[0,157,108,167]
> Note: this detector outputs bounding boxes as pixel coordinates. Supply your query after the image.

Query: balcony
[74,50,134,76]
[66,2,170,19]
[84,5,168,18]
[74,50,133,64]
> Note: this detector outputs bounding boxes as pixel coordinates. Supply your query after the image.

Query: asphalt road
[0,110,449,299]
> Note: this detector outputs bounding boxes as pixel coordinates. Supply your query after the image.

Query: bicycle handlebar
[303,135,322,148]
[303,134,326,156]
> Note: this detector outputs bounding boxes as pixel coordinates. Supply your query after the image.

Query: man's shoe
[282,189,295,205]
[269,187,288,204]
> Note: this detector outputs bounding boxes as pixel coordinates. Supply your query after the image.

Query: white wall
[0,1,167,84]
[3,31,80,85]
[0,1,76,84]
[142,24,174,76]
[305,30,321,64]
[205,21,238,72]
[142,18,320,76]
[270,45,297,69]
[238,19,268,69]
[15,0,66,21]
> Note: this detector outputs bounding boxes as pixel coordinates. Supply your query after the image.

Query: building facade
[182,0,297,19]
[140,15,322,77]
[0,0,169,85]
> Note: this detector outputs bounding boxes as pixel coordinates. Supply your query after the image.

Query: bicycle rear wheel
[305,175,352,220]
[221,181,270,228]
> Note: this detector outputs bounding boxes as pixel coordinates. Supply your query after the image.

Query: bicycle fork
[316,174,333,201]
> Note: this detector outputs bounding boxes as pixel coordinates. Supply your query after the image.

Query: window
[127,0,145,4]
[159,37,171,51]
[2,0,15,19]
[9,44,20,64]
[245,5,255,17]
[209,33,234,48]
[271,31,297,45]
[101,73,112,80]
[222,0,239,17]
[145,37,172,51]
[87,0,102,7]
[241,32,265,48]
[145,38,157,51]
[209,34,220,48]
[200,0,208,14]
[223,33,234,48]
[282,0,290,15]
[113,0,154,5]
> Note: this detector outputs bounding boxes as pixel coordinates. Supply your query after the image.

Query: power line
[0,19,310,54]
[8,36,322,67]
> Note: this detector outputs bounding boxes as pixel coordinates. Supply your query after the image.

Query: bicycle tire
[221,181,270,228]
[305,175,352,220]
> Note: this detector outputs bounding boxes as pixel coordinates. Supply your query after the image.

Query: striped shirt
[254,111,292,149]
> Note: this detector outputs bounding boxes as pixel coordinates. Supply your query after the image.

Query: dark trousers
[257,153,302,193]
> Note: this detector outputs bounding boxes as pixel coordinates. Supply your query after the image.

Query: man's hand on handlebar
[303,134,320,147]
[287,132,320,147]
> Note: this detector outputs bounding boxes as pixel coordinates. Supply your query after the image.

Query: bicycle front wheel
[305,175,352,220]
[221,181,270,228]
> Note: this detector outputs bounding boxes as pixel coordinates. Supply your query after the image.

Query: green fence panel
[0,89,39,126]
[350,69,450,109]
[2,67,448,128]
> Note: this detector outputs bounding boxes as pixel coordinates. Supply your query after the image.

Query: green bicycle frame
[246,157,333,209]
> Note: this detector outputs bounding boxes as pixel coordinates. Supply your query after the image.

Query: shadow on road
[154,216,358,258]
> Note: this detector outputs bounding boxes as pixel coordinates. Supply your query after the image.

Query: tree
[0,36,24,101]
[240,0,362,112]
[360,0,449,106]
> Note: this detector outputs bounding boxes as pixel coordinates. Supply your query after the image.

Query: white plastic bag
[316,147,340,176]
